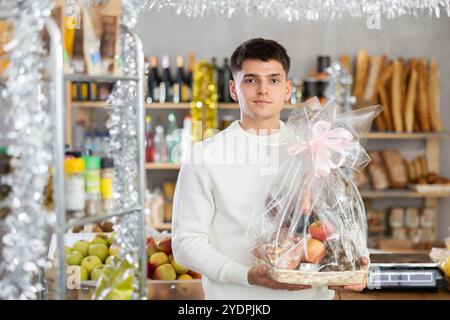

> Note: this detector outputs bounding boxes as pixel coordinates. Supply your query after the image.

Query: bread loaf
[381,150,408,188]
[353,49,370,101]
[367,151,389,190]
[417,59,430,132]
[404,58,418,133]
[428,59,442,132]
[391,59,403,132]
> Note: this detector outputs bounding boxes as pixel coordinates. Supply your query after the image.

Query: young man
[172,38,367,300]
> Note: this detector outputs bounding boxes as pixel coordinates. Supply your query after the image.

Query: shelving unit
[53,23,147,299]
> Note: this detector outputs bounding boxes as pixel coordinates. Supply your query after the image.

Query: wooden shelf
[71,101,111,108]
[360,189,450,198]
[152,223,172,230]
[365,132,450,140]
[71,101,297,110]
[145,163,181,170]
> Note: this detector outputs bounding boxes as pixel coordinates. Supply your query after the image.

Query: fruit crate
[146,279,204,300]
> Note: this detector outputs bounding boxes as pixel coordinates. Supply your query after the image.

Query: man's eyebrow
[243,73,282,78]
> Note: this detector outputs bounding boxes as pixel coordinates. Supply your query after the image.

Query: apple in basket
[307,221,334,242]
[305,238,326,264]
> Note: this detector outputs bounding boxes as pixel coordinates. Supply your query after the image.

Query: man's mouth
[253,100,272,105]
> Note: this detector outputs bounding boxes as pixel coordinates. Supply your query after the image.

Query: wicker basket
[269,269,367,286]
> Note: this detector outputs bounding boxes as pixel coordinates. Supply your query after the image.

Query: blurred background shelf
[146,163,181,170]
[360,190,450,199]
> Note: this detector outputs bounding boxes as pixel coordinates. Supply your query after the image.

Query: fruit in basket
[177,274,193,280]
[156,237,172,255]
[305,239,326,264]
[88,244,109,262]
[79,266,89,281]
[91,264,106,281]
[91,234,109,246]
[65,246,73,255]
[107,233,116,247]
[149,252,169,273]
[154,263,177,281]
[146,237,158,256]
[171,259,188,275]
[81,255,102,274]
[66,251,83,266]
[105,255,117,265]
[308,221,333,242]
[73,240,90,257]
[187,270,202,279]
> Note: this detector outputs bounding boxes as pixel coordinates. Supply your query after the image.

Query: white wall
[136,9,450,240]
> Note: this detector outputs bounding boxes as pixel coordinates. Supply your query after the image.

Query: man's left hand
[328,257,369,292]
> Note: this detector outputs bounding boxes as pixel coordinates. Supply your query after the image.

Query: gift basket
[246,97,382,286]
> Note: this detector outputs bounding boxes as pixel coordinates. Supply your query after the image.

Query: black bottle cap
[317,56,331,73]
[101,157,114,169]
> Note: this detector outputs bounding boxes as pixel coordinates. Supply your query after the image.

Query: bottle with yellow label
[100,157,114,214]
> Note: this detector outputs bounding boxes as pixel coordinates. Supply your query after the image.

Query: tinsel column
[0,0,55,300]
[92,0,146,300]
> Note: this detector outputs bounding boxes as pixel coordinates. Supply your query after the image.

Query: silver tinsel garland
[93,0,147,300]
[0,0,54,300]
[143,0,450,21]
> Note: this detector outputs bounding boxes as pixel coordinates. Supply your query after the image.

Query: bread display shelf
[360,189,450,198]
[409,184,450,194]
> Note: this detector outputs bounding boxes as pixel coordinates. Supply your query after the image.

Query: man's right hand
[247,265,312,291]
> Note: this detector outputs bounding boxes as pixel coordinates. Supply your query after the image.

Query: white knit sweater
[172,120,335,300]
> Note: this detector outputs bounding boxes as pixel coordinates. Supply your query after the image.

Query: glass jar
[83,156,101,216]
[64,157,85,220]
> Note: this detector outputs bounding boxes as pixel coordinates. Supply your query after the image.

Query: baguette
[417,59,431,132]
[353,49,370,101]
[428,59,442,132]
[404,58,418,133]
[377,63,394,131]
[391,59,403,132]
[364,55,387,101]
[401,59,410,115]
[339,55,352,74]
[407,160,417,182]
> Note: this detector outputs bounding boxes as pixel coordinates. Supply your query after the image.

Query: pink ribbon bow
[288,120,353,178]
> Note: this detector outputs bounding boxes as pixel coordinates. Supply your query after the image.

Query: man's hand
[328,257,370,292]
[248,265,312,291]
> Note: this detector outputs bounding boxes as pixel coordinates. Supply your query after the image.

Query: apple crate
[146,279,204,300]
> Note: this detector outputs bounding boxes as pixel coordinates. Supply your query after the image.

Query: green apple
[65,246,73,255]
[107,233,116,247]
[81,255,102,274]
[65,250,83,266]
[73,240,90,257]
[88,244,109,263]
[109,245,120,257]
[90,264,106,281]
[171,259,188,275]
[91,234,108,246]
[177,274,192,280]
[105,255,117,265]
[153,263,177,281]
[78,265,88,281]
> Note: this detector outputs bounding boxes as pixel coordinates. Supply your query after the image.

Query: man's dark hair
[230,38,290,77]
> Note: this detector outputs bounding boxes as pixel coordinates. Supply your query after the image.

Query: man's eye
[245,79,255,83]
[271,79,280,84]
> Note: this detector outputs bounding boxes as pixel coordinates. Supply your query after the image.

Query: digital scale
[367,253,445,290]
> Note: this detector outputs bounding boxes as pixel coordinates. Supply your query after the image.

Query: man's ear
[229,79,238,102]
[285,79,293,102]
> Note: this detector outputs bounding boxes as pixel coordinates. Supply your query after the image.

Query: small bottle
[159,55,172,103]
[154,125,167,163]
[83,156,101,216]
[145,115,155,163]
[166,112,180,164]
[83,132,94,156]
[65,157,85,220]
[147,56,160,104]
[100,157,114,214]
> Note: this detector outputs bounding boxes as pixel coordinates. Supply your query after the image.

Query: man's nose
[257,83,269,95]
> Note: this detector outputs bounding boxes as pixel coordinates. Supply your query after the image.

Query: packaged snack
[247,98,382,286]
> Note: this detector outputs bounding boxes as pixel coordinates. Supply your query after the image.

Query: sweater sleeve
[171,162,251,287]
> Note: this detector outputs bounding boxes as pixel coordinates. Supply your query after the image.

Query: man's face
[229,59,292,121]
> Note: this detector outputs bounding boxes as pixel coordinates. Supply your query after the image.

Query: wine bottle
[159,55,172,104]
[173,56,189,103]
[147,56,160,103]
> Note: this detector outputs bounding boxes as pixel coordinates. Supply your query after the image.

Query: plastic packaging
[65,158,85,220]
[246,98,382,286]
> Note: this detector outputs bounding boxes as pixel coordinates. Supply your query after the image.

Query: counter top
[339,288,450,300]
